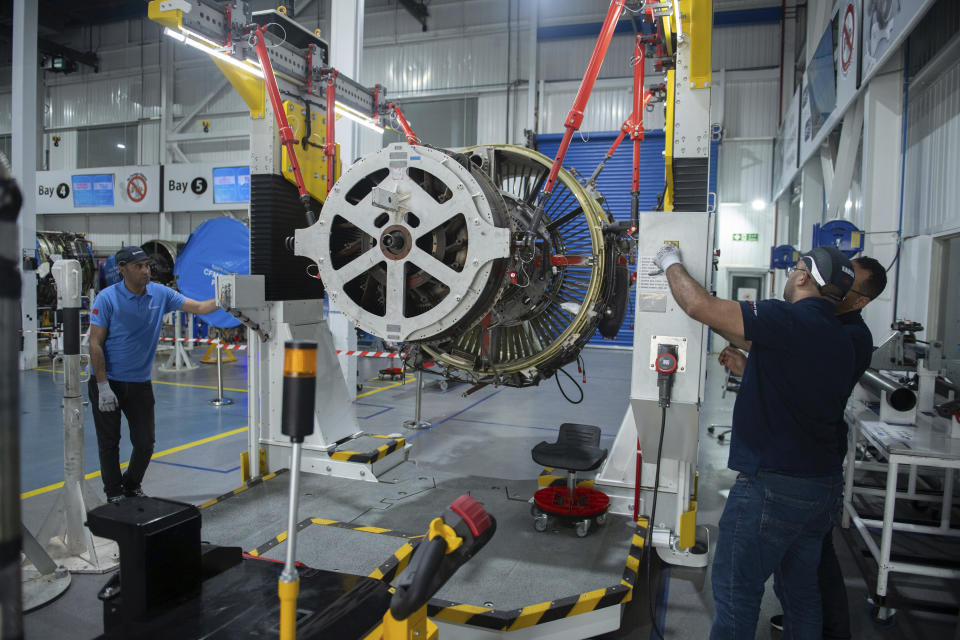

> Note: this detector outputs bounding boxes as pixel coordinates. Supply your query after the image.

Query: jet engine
[295,142,630,387]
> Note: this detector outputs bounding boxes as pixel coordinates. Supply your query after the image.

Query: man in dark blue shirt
[726,255,885,638]
[652,243,855,640]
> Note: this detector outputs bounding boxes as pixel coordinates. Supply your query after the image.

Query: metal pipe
[860,369,917,412]
[282,442,302,581]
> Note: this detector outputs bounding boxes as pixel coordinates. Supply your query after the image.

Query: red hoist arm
[631,41,645,194]
[250,26,312,215]
[324,69,338,195]
[525,0,624,236]
[387,103,419,145]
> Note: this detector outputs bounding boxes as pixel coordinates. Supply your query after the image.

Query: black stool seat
[532,423,607,471]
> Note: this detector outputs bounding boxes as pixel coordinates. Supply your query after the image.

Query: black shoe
[770,614,784,631]
[107,495,124,504]
[124,487,146,498]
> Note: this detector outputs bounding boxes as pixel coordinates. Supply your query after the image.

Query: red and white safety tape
[24,330,402,358]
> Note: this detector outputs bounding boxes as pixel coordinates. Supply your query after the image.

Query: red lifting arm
[250,25,314,222]
[525,0,624,237]
[387,103,419,145]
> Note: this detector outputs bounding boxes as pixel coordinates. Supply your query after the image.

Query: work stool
[708,370,741,443]
[530,423,610,537]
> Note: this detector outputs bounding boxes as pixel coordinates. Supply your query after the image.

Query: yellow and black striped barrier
[368,539,419,583]
[199,469,287,510]
[329,435,406,464]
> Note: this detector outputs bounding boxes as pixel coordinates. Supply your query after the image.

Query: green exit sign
[732,233,759,242]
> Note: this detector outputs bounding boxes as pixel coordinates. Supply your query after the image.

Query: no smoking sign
[126,173,148,203]
[841,4,855,75]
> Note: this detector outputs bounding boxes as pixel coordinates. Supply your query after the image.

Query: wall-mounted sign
[732,233,759,242]
[835,0,861,112]
[862,0,936,85]
[164,163,250,212]
[37,165,160,214]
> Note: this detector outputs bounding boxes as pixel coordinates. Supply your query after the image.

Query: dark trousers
[88,378,156,498]
[710,471,843,640]
[819,528,851,639]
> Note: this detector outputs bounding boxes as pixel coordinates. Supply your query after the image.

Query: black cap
[800,246,854,301]
[115,246,149,266]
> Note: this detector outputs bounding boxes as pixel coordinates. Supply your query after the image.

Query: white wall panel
[713,24,780,71]
[903,56,960,237]
[363,33,514,95]
[718,140,774,203]
[540,34,639,82]
[45,71,160,129]
[723,78,779,138]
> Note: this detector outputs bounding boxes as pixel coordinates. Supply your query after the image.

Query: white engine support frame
[596,211,714,567]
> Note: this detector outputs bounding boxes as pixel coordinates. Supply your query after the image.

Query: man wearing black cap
[88,246,218,502]
[651,243,856,639]
[719,255,888,639]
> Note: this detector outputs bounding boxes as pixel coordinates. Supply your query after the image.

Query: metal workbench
[842,406,960,624]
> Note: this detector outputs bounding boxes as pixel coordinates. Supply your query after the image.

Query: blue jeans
[710,471,843,640]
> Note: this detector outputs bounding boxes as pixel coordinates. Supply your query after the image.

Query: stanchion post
[209,334,233,407]
[278,341,317,640]
[403,368,432,430]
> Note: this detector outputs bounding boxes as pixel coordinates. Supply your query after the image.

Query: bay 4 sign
[36,166,160,214]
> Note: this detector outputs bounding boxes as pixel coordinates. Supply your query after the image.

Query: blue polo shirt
[90,281,185,382]
[730,297,855,477]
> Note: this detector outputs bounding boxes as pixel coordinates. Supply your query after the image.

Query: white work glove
[98,382,119,412]
[649,243,682,276]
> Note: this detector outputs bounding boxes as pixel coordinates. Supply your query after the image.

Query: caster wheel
[534,514,549,532]
[575,520,590,538]
[529,500,539,517]
[595,512,607,526]
[439,379,449,391]
[869,605,897,628]
[357,384,363,392]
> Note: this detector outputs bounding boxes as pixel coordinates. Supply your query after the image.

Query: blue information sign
[212,166,251,204]
[72,174,115,207]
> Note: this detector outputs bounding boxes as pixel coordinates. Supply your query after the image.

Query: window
[0,135,10,165]
[77,124,138,168]
[383,97,478,149]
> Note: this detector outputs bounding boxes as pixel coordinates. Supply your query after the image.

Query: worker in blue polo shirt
[88,245,218,503]
[719,255,888,639]
[650,243,855,640]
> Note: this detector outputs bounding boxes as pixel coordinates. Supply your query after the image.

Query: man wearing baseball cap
[88,245,218,503]
[719,255,888,639]
[650,243,855,639]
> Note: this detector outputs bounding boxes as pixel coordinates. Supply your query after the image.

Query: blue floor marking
[452,417,616,437]
[152,460,242,475]
[406,389,504,442]
[357,406,393,420]
[355,401,391,409]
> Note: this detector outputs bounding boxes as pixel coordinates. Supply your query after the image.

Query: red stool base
[533,486,610,518]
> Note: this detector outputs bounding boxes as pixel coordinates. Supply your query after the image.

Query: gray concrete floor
[18,345,960,639]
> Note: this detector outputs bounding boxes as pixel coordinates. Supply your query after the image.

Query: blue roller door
[536,131,718,348]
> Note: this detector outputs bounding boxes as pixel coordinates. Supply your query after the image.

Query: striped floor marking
[330,435,406,464]
[198,468,287,510]
[246,515,422,559]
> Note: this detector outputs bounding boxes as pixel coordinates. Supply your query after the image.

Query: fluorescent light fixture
[673,0,683,38]
[116,143,126,149]
[164,27,263,78]
[334,102,384,134]
[751,199,766,211]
